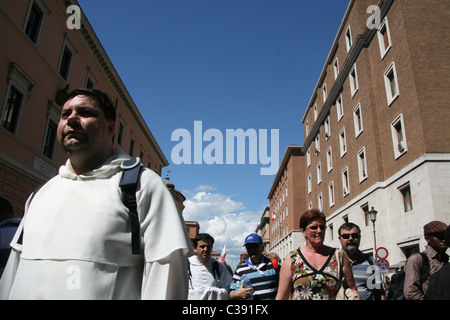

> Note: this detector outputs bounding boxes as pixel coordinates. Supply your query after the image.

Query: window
[305,120,309,137]
[58,36,78,81]
[129,137,135,156]
[117,121,124,146]
[345,26,353,52]
[317,162,322,185]
[384,62,400,105]
[42,119,57,159]
[399,183,413,212]
[315,135,320,155]
[324,116,330,139]
[59,46,73,80]
[349,64,359,97]
[328,182,335,208]
[42,101,60,159]
[307,173,312,194]
[318,193,323,212]
[342,167,350,196]
[391,114,407,159]
[357,147,368,182]
[307,147,311,167]
[1,86,23,133]
[334,58,339,79]
[378,18,392,58]
[327,147,333,172]
[353,103,363,137]
[1,63,35,135]
[25,2,44,43]
[323,84,327,103]
[314,104,318,121]
[339,128,347,157]
[336,94,344,121]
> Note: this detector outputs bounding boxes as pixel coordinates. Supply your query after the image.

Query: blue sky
[78,0,349,269]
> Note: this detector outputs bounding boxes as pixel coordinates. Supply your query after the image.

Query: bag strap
[119,158,143,255]
[419,252,430,283]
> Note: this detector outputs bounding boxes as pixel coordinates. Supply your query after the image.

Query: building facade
[0,0,168,217]
[301,0,450,268]
[267,145,306,259]
[255,206,270,253]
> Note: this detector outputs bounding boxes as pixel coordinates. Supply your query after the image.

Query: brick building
[301,0,450,268]
[0,0,168,217]
[267,145,306,259]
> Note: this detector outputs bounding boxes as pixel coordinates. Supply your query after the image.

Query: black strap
[119,158,143,255]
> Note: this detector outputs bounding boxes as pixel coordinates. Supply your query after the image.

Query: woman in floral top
[276,209,360,300]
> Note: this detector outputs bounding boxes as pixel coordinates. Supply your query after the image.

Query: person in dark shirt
[425,224,450,300]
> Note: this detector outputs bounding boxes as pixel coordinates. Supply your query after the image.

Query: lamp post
[367,207,378,257]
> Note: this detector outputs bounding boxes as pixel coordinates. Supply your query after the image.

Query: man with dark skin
[404,221,448,300]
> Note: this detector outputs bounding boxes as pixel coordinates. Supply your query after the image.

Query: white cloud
[194,184,217,192]
[183,189,264,270]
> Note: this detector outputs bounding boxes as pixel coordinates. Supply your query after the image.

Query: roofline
[301,0,355,124]
[72,0,169,166]
[267,145,304,199]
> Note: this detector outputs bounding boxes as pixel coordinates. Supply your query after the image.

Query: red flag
[271,212,277,221]
[220,244,226,264]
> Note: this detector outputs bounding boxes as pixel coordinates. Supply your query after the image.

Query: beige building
[0,0,168,217]
[267,145,306,259]
[301,0,450,268]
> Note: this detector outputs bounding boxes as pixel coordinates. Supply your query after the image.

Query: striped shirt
[230,256,278,300]
[351,253,383,300]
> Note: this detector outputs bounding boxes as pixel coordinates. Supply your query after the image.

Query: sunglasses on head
[340,233,360,240]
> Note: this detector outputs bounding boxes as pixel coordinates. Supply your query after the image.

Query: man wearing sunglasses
[338,223,386,300]
[404,220,448,300]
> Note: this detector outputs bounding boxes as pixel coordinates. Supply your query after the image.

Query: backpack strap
[419,252,430,283]
[212,260,221,279]
[120,158,143,255]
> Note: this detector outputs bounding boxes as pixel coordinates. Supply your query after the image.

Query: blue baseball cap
[244,233,263,246]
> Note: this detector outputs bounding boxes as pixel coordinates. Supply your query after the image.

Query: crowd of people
[186,212,449,301]
[0,87,448,300]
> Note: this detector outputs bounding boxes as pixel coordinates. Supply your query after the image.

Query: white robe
[0,149,193,299]
[187,256,232,300]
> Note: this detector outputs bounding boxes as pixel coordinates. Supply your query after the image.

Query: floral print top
[290,248,342,300]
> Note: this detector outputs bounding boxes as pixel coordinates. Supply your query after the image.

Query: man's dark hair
[338,222,361,236]
[193,233,215,247]
[63,88,116,122]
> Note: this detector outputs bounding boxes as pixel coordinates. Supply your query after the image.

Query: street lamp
[367,207,378,257]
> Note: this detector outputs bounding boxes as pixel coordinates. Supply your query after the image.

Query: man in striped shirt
[229,233,278,300]
[338,223,386,300]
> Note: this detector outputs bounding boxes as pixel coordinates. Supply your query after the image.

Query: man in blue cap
[229,233,278,300]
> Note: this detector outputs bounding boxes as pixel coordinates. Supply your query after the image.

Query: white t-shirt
[188,255,232,300]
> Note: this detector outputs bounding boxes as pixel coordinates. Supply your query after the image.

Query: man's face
[339,226,361,254]
[426,232,448,253]
[245,243,264,264]
[57,95,114,155]
[194,239,213,263]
